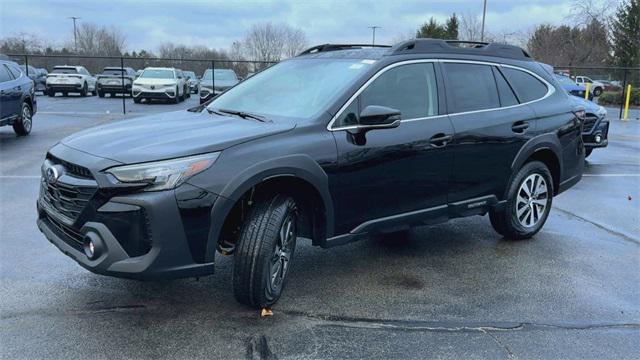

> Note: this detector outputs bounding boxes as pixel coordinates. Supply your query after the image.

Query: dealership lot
[1,96,639,358]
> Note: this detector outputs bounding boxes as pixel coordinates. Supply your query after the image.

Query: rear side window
[501,67,548,103]
[7,64,21,79]
[359,63,438,120]
[0,65,13,82]
[493,67,519,107]
[443,63,499,113]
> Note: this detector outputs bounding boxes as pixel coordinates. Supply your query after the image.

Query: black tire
[174,87,180,103]
[62,92,68,97]
[81,83,88,97]
[98,91,105,98]
[47,89,55,97]
[585,148,593,158]
[593,87,603,97]
[13,102,33,136]
[489,161,553,240]
[233,194,298,308]
[133,97,141,104]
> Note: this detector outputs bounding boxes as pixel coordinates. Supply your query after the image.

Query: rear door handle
[429,133,453,148]
[511,121,530,133]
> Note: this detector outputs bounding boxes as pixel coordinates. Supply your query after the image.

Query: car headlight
[596,105,607,117]
[106,152,220,191]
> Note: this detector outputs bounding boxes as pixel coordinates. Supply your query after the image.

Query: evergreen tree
[611,0,639,67]
[445,14,460,40]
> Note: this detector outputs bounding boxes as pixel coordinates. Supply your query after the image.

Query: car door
[330,61,454,234]
[442,61,538,204]
[0,64,20,119]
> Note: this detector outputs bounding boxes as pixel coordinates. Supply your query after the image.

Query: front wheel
[13,102,33,136]
[593,87,603,97]
[585,148,593,158]
[489,161,553,240]
[233,194,298,308]
[81,83,88,97]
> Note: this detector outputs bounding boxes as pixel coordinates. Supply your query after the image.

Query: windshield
[207,59,373,119]
[140,69,174,79]
[52,68,78,74]
[184,71,196,78]
[202,69,237,81]
[555,75,577,86]
[102,68,125,75]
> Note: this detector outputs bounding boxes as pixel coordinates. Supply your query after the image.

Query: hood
[201,79,238,89]
[61,110,295,164]
[568,95,601,114]
[133,78,177,86]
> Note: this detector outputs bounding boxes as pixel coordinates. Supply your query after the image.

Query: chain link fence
[7,54,276,114]
[552,65,639,119]
[6,54,639,119]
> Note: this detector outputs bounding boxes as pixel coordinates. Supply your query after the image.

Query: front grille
[43,213,84,251]
[42,180,96,221]
[47,154,93,179]
[583,114,598,133]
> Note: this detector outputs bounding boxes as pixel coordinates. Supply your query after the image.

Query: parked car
[36,40,585,309]
[593,79,622,92]
[199,68,239,104]
[0,60,36,135]
[96,67,137,98]
[554,74,593,100]
[131,67,187,103]
[569,95,608,158]
[19,64,46,92]
[37,68,48,91]
[135,69,143,78]
[183,70,199,93]
[574,76,605,96]
[46,65,96,97]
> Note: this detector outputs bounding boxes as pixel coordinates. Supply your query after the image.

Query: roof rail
[390,39,532,60]
[298,44,391,56]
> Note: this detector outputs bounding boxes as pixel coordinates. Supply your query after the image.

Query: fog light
[83,233,101,259]
[594,134,602,143]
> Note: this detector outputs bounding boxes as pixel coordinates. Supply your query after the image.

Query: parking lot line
[0,175,40,179]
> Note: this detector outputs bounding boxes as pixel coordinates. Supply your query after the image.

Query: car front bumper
[582,116,609,149]
[36,146,218,280]
[132,87,177,99]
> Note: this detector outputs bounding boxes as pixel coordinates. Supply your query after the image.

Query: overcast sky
[0,0,590,52]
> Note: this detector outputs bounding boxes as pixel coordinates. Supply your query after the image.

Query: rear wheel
[133,97,142,104]
[233,194,298,308]
[47,89,55,97]
[489,161,553,240]
[13,102,32,136]
[174,87,180,103]
[98,90,104,98]
[593,87,603,97]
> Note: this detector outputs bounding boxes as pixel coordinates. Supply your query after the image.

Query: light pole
[68,16,80,53]
[368,26,381,46]
[480,0,487,41]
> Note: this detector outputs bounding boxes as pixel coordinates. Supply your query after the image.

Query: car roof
[144,67,175,70]
[54,65,82,69]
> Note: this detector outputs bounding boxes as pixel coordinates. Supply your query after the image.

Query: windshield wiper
[217,108,266,122]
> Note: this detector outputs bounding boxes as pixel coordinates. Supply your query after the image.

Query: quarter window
[443,63,500,113]
[501,67,548,103]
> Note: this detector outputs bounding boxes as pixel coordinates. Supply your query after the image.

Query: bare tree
[0,32,43,54]
[74,23,126,56]
[242,22,307,63]
[459,13,483,42]
[283,27,307,58]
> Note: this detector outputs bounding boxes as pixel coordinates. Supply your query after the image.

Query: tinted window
[0,65,13,82]
[444,63,499,113]
[493,67,519,106]
[502,67,548,103]
[52,68,78,74]
[7,64,21,79]
[202,69,238,81]
[335,99,359,127]
[360,63,438,120]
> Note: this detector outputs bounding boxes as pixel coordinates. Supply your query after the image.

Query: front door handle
[429,133,453,148]
[511,121,530,134]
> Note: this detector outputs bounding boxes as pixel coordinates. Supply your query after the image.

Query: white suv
[574,76,605,97]
[132,67,187,104]
[46,66,96,97]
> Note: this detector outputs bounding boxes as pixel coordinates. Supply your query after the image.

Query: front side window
[0,65,13,82]
[360,63,438,120]
[444,63,500,113]
[502,67,548,103]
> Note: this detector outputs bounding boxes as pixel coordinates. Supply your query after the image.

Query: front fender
[203,154,335,262]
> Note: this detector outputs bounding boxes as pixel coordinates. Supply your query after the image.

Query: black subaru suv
[37,40,585,308]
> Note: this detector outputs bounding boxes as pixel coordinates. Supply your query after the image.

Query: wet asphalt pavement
[1,95,638,359]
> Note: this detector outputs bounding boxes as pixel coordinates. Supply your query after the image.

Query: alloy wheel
[515,173,548,228]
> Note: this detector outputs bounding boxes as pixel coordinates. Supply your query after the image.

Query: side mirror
[356,105,401,130]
